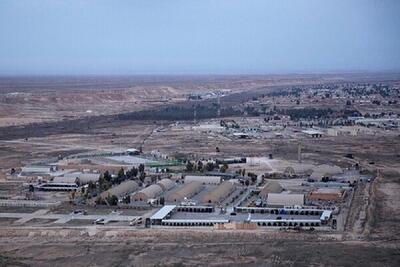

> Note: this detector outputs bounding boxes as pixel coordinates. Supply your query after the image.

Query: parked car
[72,209,87,215]
[129,217,143,226]
[94,218,105,225]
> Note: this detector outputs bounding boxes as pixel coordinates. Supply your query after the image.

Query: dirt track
[0,228,399,267]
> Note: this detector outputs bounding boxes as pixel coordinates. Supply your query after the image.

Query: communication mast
[217,94,221,117]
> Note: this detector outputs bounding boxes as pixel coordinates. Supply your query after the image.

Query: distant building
[184,175,222,185]
[54,172,99,185]
[302,129,323,138]
[308,188,346,202]
[20,165,56,175]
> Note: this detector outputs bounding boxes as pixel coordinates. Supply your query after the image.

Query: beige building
[184,175,222,185]
[308,188,345,202]
[259,181,283,199]
[166,181,203,202]
[101,180,139,199]
[156,178,175,191]
[202,181,234,203]
[131,184,163,201]
[267,193,304,207]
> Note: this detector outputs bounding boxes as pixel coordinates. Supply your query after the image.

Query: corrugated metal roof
[166,181,203,202]
[202,181,234,203]
[150,205,177,220]
[156,179,175,191]
[184,175,221,184]
[138,184,163,198]
[101,180,139,198]
[162,219,229,223]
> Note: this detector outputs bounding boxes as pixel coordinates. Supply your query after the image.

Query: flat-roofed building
[20,165,55,175]
[267,193,304,207]
[308,188,345,202]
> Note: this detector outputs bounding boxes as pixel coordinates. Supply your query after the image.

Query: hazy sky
[0,0,399,75]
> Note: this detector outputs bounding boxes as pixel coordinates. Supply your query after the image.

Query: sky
[0,0,399,75]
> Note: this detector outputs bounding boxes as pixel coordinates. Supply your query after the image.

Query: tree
[95,196,104,205]
[250,174,257,184]
[205,162,215,172]
[138,164,145,174]
[186,161,194,172]
[117,167,125,181]
[126,166,138,178]
[122,195,131,204]
[197,161,203,172]
[103,170,112,183]
[220,163,228,173]
[106,195,119,206]
[139,172,146,183]
[244,180,250,186]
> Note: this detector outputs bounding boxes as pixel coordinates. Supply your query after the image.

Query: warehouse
[259,181,283,199]
[202,181,234,203]
[131,184,163,201]
[184,175,221,185]
[156,178,175,191]
[308,188,346,202]
[267,193,304,207]
[20,165,56,175]
[166,181,203,202]
[101,180,139,199]
[53,172,99,185]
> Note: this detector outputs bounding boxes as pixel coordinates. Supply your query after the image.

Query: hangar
[166,181,203,202]
[101,180,139,199]
[156,178,175,191]
[131,184,163,201]
[53,172,99,185]
[202,181,234,203]
[184,175,222,185]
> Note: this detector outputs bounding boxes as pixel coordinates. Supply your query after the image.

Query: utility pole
[193,105,197,124]
[297,141,302,163]
[217,94,221,117]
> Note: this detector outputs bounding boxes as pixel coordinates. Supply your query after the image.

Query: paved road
[0,210,141,225]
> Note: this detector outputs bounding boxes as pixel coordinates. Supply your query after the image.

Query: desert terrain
[0,74,399,266]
